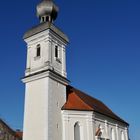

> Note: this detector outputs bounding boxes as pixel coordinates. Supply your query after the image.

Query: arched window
[111,128,115,140]
[121,131,125,140]
[55,46,59,58]
[95,124,102,138]
[36,44,41,57]
[74,122,80,140]
[42,17,45,22]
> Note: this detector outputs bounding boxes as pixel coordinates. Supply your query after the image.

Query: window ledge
[34,56,41,61]
[55,58,61,63]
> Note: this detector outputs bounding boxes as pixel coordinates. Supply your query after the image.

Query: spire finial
[37,0,59,23]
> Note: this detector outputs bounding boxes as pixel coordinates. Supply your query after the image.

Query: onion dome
[37,0,59,23]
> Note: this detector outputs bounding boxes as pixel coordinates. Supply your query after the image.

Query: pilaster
[86,114,94,140]
[62,113,69,140]
[105,120,109,139]
[125,127,129,140]
[116,124,119,140]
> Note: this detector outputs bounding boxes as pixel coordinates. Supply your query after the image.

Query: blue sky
[0,0,139,139]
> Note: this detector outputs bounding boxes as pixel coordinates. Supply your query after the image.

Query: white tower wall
[22,23,69,140]
[23,72,67,140]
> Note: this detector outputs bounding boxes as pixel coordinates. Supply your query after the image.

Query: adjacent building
[0,119,22,140]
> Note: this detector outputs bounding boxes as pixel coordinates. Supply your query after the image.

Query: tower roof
[36,0,59,23]
[23,22,69,43]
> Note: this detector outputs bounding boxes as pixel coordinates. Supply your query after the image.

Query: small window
[46,16,49,22]
[36,45,41,57]
[42,17,45,22]
[55,46,59,58]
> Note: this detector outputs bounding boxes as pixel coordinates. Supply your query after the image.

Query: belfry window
[74,122,80,140]
[46,16,49,22]
[55,46,59,58]
[42,17,45,22]
[36,44,41,57]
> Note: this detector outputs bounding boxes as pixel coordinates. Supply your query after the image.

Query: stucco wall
[62,110,94,140]
[23,73,67,140]
[48,78,66,140]
[23,77,49,140]
[95,112,129,140]
[62,110,129,140]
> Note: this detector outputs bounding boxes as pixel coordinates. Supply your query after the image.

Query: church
[20,0,130,140]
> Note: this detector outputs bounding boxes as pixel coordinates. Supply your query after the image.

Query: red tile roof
[62,85,128,125]
[0,119,23,139]
[15,131,23,138]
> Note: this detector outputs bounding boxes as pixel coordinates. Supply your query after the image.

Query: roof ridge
[72,87,102,109]
[64,85,128,125]
[70,85,103,103]
[0,119,16,135]
[71,86,119,114]
[69,86,128,125]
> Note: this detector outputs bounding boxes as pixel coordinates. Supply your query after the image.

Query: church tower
[22,1,69,140]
